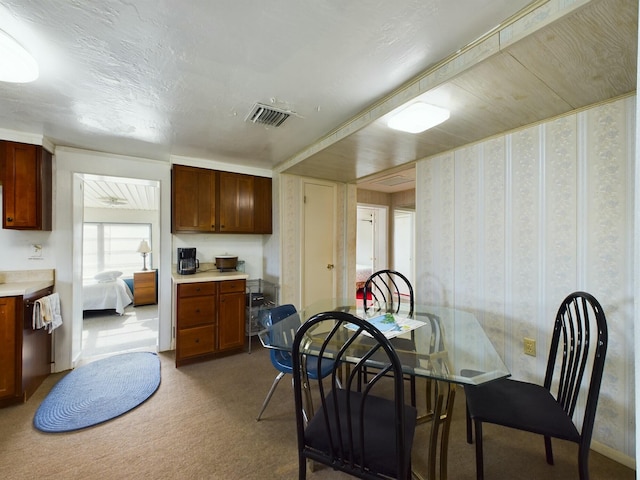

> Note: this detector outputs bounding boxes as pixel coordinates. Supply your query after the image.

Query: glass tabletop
[258,298,510,386]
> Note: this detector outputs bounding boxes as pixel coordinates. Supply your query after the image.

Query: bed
[356,263,373,289]
[83,278,134,315]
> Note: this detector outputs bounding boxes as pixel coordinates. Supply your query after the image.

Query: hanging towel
[32,299,44,330]
[47,292,63,333]
[32,293,63,333]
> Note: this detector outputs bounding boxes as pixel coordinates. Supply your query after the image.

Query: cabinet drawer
[134,286,156,306]
[177,297,215,328]
[135,273,155,288]
[178,282,217,298]
[219,279,245,294]
[176,325,215,359]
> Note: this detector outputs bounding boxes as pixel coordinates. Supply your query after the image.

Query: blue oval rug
[34,352,161,433]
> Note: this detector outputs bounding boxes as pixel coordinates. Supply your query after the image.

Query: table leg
[412,379,457,480]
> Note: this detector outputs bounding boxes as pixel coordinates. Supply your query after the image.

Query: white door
[303,181,336,306]
[393,209,415,295]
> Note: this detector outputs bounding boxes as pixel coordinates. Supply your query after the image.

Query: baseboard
[591,440,636,470]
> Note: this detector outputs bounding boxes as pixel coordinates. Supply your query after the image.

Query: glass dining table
[258,298,510,479]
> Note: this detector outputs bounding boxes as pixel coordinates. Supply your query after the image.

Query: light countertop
[172,269,249,284]
[0,270,55,297]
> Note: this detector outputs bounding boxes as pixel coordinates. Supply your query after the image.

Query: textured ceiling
[0,0,535,173]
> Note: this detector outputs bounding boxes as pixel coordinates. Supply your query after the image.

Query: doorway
[80,174,160,361]
[356,205,388,294]
[393,208,415,294]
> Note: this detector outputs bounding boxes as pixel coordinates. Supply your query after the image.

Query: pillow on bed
[94,270,123,282]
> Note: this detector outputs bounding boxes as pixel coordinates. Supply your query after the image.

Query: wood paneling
[281,0,636,185]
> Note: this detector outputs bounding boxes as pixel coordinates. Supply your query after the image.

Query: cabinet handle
[6,217,12,222]
[195,338,199,343]
[195,308,200,313]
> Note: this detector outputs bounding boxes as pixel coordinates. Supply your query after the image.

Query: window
[83,223,152,279]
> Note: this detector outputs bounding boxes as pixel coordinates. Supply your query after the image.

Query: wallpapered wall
[278,95,635,461]
[415,95,635,460]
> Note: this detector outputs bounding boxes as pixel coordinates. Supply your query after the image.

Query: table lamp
[137,239,151,271]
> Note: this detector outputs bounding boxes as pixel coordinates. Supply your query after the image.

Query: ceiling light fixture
[387,102,450,134]
[0,29,38,83]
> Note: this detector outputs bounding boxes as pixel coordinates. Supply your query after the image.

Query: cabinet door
[1,142,52,230]
[218,171,254,233]
[172,164,216,233]
[218,290,245,351]
[0,296,17,399]
[253,176,272,234]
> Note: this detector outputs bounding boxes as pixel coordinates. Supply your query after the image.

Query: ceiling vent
[245,102,291,127]
[374,175,413,187]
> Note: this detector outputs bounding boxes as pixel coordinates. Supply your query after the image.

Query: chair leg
[578,444,589,480]
[466,402,473,444]
[474,419,484,480]
[544,436,554,465]
[410,375,416,407]
[299,455,308,479]
[256,371,286,421]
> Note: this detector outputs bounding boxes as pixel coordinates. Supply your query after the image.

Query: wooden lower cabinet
[0,297,17,400]
[0,287,53,407]
[218,280,246,351]
[175,279,246,367]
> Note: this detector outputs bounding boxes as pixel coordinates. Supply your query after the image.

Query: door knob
[327,264,334,270]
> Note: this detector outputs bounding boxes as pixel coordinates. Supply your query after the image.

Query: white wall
[415,95,636,465]
[173,233,265,279]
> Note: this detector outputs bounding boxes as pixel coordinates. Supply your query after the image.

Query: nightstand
[133,270,157,306]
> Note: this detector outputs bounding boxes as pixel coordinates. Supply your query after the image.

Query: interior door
[393,209,415,295]
[303,181,335,306]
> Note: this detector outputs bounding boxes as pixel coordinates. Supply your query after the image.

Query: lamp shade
[137,240,151,254]
[0,29,38,83]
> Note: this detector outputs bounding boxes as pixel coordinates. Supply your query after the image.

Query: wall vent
[245,102,291,127]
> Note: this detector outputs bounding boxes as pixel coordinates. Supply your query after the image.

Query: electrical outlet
[523,337,536,357]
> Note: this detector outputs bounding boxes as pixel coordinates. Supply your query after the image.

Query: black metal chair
[362,269,414,316]
[362,270,419,407]
[464,291,608,480]
[292,310,417,479]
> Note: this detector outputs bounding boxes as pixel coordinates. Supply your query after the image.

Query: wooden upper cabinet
[172,164,216,233]
[1,141,52,231]
[218,171,254,233]
[253,176,272,234]
[172,164,272,234]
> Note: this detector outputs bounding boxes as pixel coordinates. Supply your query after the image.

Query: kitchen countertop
[0,270,55,297]
[172,269,249,284]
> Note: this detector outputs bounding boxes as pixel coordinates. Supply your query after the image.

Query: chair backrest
[259,304,298,370]
[292,310,413,479]
[363,269,414,316]
[544,291,608,438]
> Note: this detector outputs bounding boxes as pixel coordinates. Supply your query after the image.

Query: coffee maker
[177,247,199,274]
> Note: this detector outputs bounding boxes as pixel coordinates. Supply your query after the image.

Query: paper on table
[345,313,425,339]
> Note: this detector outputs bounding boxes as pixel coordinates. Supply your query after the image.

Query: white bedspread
[83,278,133,315]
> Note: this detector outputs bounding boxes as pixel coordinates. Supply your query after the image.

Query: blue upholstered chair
[256,304,334,421]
